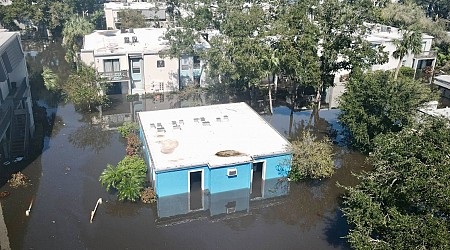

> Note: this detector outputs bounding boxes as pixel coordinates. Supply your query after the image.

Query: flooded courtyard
[0,41,369,249]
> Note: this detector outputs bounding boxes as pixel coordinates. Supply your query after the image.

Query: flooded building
[80,28,209,95]
[327,23,436,108]
[137,102,292,199]
[0,31,34,161]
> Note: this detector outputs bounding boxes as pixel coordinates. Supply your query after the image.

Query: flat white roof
[0,31,15,48]
[365,23,433,43]
[82,28,210,55]
[104,2,167,10]
[138,102,291,172]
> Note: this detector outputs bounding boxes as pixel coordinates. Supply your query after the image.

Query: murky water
[0,41,368,249]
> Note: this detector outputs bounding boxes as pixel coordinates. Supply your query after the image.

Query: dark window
[1,53,12,73]
[157,60,165,68]
[0,65,6,82]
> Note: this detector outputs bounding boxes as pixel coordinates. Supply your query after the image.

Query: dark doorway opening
[189,171,202,210]
[251,162,263,199]
[106,82,122,95]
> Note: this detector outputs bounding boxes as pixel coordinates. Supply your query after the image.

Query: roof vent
[223,115,229,121]
[216,117,221,122]
[202,121,210,126]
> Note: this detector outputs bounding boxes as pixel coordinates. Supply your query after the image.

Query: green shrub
[118,121,139,138]
[289,131,334,181]
[399,66,415,79]
[99,156,147,202]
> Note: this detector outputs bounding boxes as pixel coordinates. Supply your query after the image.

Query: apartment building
[0,31,34,162]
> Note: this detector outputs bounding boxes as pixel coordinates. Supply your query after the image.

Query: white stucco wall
[143,54,179,93]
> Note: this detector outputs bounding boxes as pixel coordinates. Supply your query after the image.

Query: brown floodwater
[0,41,369,250]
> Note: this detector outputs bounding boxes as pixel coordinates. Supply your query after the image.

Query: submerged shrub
[8,172,30,188]
[289,131,335,181]
[140,187,156,203]
[126,133,142,156]
[99,156,147,202]
[118,121,139,138]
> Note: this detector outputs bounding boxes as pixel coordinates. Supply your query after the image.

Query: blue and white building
[137,102,292,200]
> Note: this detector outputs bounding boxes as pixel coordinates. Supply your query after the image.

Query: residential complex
[327,23,436,108]
[0,31,34,161]
[80,28,209,95]
[104,2,168,30]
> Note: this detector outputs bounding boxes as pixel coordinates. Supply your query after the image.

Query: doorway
[251,162,264,199]
[189,170,203,211]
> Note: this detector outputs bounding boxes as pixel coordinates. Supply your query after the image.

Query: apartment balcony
[414,50,437,59]
[100,70,129,82]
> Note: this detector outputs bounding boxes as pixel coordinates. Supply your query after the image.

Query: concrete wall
[143,53,179,93]
[155,166,210,197]
[209,163,252,194]
[254,154,291,179]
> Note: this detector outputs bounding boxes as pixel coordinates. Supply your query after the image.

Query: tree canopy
[164,0,385,107]
[342,118,450,249]
[117,9,147,29]
[63,63,109,111]
[338,70,436,153]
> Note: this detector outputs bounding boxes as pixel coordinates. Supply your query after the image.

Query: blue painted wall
[156,166,210,197]
[255,154,291,179]
[209,162,252,194]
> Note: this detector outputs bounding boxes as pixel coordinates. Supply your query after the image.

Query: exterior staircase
[10,109,28,158]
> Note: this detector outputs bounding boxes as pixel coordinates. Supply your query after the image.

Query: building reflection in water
[156,178,289,226]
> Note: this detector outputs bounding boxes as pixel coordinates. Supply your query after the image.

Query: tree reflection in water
[68,114,114,154]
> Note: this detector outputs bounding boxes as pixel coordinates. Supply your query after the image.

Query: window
[104,59,120,72]
[159,82,164,91]
[401,60,406,67]
[181,57,190,71]
[193,56,201,69]
[157,60,165,68]
[1,53,12,73]
[132,59,141,74]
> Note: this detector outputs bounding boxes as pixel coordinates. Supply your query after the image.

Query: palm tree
[62,15,94,64]
[393,29,423,80]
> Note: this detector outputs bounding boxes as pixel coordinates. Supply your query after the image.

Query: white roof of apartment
[138,102,291,172]
[365,23,433,43]
[104,2,166,10]
[82,28,210,56]
[0,31,15,48]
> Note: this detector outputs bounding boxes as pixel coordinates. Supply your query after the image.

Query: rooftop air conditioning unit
[132,36,138,43]
[124,37,130,43]
[227,168,237,177]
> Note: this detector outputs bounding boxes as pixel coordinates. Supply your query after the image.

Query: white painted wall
[143,54,179,93]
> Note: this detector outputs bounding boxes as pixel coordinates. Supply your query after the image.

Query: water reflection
[156,178,289,226]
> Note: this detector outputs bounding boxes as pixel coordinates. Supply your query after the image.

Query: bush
[399,66,415,78]
[289,131,334,181]
[99,156,147,202]
[140,187,156,203]
[118,121,139,138]
[126,133,142,156]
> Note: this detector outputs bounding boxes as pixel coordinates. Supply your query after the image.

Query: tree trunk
[274,74,278,96]
[315,82,323,110]
[268,76,273,115]
[393,56,403,80]
[289,108,294,138]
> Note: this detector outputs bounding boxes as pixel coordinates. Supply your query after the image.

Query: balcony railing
[414,50,437,59]
[100,70,129,82]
